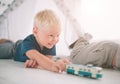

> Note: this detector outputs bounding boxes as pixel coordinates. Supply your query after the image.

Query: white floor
[0,59,120,84]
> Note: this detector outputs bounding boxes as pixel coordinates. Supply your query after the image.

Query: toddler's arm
[24,55,52,68]
[25,49,70,72]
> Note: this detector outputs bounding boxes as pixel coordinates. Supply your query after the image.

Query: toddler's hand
[24,59,38,68]
[51,58,71,73]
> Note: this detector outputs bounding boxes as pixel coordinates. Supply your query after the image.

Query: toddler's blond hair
[34,9,60,29]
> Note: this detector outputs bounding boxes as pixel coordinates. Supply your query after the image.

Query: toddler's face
[35,25,61,49]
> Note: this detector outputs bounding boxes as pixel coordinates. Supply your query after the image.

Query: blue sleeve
[14,39,36,62]
[21,39,36,56]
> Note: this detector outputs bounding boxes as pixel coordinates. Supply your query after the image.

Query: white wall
[76,0,120,41]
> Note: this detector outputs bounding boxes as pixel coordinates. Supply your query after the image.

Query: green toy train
[66,64,103,79]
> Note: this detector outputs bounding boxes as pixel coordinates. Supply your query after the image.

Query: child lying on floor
[69,37,120,70]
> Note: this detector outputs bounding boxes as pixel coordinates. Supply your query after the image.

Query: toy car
[66,64,103,79]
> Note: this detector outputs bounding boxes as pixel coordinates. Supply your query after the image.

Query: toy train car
[66,64,103,79]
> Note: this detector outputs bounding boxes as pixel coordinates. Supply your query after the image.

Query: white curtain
[0,0,26,38]
[53,0,92,45]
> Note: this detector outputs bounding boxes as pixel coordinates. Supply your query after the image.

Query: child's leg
[113,46,120,70]
[112,51,117,67]
[70,40,118,68]
[0,39,14,59]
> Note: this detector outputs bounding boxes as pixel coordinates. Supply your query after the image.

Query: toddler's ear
[33,27,38,36]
